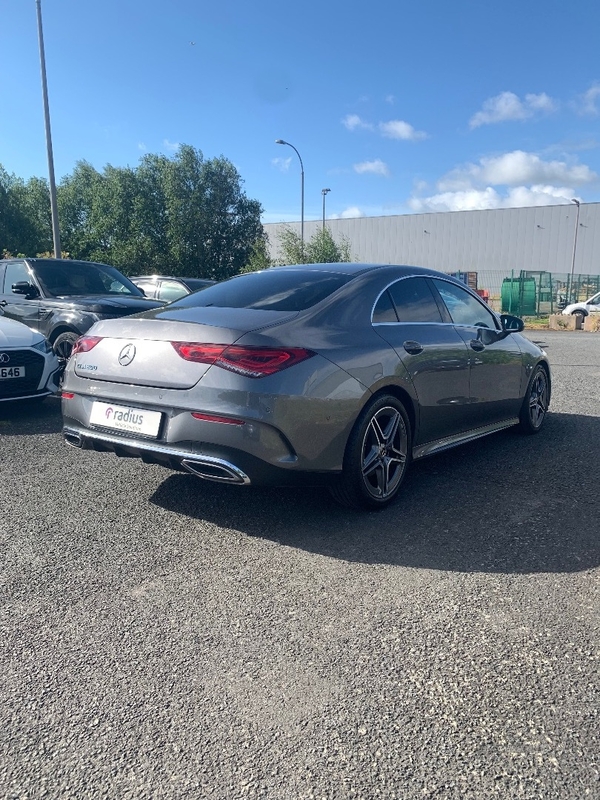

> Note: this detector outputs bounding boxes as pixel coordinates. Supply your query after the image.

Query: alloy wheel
[528,370,548,429]
[360,406,408,500]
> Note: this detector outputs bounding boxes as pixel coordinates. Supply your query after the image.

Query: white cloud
[469,91,557,128]
[575,83,600,116]
[163,138,180,151]
[379,120,428,141]
[353,159,390,177]
[438,150,597,190]
[137,142,147,151]
[385,94,395,105]
[342,114,373,131]
[272,157,292,172]
[409,188,500,212]
[409,148,597,212]
[341,206,364,218]
[409,185,579,213]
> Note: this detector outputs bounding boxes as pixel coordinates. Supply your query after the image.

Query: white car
[562,290,600,318]
[0,314,61,403]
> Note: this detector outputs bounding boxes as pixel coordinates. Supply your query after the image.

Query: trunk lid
[73,308,298,388]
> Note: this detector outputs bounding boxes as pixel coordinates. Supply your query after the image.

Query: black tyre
[518,365,549,434]
[572,309,587,319]
[329,394,411,511]
[52,331,79,364]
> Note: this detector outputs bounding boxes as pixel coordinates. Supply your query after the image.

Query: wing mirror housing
[500,313,524,333]
[12,281,39,298]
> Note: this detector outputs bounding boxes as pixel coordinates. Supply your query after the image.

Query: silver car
[61,264,551,510]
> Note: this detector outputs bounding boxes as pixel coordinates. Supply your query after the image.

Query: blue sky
[2,0,600,223]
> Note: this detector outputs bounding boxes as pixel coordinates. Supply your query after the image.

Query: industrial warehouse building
[264,202,600,316]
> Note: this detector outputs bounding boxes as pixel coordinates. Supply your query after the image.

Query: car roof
[132,275,208,281]
[268,262,451,278]
[0,257,117,269]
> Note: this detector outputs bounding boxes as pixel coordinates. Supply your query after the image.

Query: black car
[0,259,164,362]
[131,275,215,303]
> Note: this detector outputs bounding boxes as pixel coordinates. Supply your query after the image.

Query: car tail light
[71,336,103,356]
[191,412,245,426]
[61,392,75,399]
[171,342,315,378]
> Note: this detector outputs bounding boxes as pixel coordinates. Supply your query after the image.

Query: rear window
[170,269,352,312]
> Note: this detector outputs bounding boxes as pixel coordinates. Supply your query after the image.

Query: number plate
[89,401,162,438]
[0,366,25,379]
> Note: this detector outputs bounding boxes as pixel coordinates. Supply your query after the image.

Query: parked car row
[1,257,551,510]
[0,257,215,405]
[0,258,166,363]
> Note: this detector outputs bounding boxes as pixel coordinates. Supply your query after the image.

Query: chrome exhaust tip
[181,458,249,485]
[63,430,83,448]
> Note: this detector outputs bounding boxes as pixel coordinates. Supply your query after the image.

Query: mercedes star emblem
[118,344,137,366]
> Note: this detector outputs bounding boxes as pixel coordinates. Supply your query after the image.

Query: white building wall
[264,203,600,276]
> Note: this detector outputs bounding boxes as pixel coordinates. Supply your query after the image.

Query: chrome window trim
[370,274,443,325]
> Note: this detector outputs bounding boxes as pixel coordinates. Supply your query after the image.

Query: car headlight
[32,338,54,354]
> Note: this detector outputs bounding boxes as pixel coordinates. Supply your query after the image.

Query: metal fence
[446,270,600,317]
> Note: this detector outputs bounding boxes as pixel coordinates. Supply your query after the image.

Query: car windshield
[32,260,143,297]
[169,269,352,312]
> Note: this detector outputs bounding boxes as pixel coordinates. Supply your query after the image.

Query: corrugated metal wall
[264,202,600,275]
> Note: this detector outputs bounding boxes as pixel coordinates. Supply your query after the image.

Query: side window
[388,277,443,323]
[158,280,188,302]
[135,281,157,299]
[372,290,398,323]
[4,262,30,293]
[432,279,498,329]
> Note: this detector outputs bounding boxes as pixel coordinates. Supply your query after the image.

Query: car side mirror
[12,281,39,298]
[500,313,524,333]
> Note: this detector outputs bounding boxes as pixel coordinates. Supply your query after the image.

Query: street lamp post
[321,188,331,232]
[36,0,61,258]
[569,198,581,302]
[275,139,304,259]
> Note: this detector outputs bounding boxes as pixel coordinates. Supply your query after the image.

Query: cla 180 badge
[118,344,136,366]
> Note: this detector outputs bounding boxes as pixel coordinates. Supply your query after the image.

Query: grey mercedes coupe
[61,264,550,510]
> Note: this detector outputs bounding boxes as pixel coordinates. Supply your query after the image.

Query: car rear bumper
[62,425,340,488]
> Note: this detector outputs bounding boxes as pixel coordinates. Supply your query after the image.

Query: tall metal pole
[569,199,581,302]
[36,0,61,258]
[275,139,304,260]
[321,188,331,232]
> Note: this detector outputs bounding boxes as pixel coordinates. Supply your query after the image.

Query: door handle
[403,340,423,355]
[469,339,485,352]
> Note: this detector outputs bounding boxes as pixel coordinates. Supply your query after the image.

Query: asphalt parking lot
[1,331,598,800]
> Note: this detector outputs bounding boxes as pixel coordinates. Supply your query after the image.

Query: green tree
[0,165,52,256]
[240,234,273,273]
[57,146,264,280]
[276,225,353,265]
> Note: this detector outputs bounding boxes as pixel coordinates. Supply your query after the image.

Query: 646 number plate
[0,366,25,379]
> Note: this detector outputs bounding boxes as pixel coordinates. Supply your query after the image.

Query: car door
[373,276,472,444]
[430,278,524,426]
[0,261,41,331]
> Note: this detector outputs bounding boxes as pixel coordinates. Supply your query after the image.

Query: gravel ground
[0,331,598,799]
